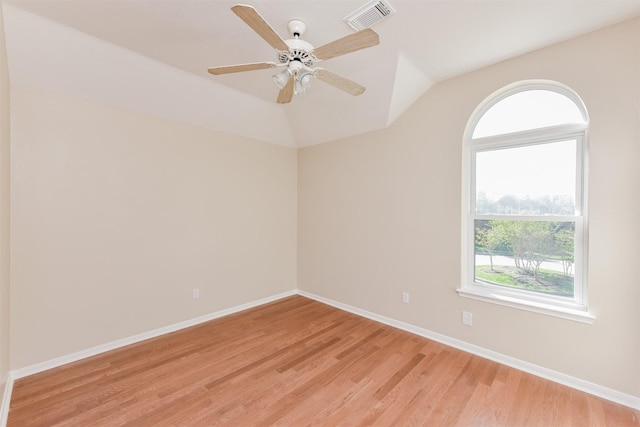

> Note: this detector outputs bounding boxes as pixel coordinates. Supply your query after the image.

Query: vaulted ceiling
[2,0,639,147]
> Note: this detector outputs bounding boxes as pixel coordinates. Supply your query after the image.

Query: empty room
[0,0,639,425]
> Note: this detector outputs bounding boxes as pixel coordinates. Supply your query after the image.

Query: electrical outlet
[462,311,473,326]
[402,292,410,304]
[192,288,200,299]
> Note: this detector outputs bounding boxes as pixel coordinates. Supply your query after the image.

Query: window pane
[475,140,576,215]
[473,90,586,138]
[474,220,575,297]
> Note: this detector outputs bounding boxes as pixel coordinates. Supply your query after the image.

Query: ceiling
[2,0,639,147]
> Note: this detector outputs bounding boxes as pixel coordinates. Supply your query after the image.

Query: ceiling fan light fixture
[299,68,314,88]
[294,67,315,95]
[272,68,292,89]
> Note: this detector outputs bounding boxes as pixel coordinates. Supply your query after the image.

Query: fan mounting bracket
[287,19,307,38]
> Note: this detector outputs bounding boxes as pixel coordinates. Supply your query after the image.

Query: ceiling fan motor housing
[280,38,315,66]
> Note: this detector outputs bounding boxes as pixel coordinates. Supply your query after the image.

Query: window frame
[458,81,594,323]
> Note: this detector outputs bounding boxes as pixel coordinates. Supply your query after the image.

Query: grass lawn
[475,265,573,297]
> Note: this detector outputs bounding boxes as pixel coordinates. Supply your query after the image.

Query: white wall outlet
[462,311,473,326]
[402,292,410,304]
[192,288,200,299]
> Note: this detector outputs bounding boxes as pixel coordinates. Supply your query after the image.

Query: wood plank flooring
[8,296,640,426]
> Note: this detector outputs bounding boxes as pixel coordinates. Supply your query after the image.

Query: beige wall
[299,18,640,397]
[10,85,297,368]
[0,2,11,399]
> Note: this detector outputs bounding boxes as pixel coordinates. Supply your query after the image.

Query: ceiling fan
[207,4,380,104]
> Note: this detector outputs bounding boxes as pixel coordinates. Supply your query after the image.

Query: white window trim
[456,286,595,323]
[458,80,593,323]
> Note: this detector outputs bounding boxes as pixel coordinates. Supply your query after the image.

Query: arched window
[458,81,592,322]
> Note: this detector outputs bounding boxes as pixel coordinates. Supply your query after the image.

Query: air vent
[344,0,395,31]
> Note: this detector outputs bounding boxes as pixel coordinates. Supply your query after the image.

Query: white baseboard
[10,289,297,380]
[297,290,640,411]
[0,374,13,427]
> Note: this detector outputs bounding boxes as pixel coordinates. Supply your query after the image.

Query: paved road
[475,254,569,273]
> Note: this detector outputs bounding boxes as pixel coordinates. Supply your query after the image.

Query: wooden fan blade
[277,79,294,104]
[208,62,276,75]
[315,69,365,96]
[313,28,379,61]
[231,5,289,51]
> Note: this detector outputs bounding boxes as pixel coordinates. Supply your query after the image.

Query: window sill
[456,286,596,324]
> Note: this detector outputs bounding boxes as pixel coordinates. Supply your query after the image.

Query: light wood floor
[8,296,640,426]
